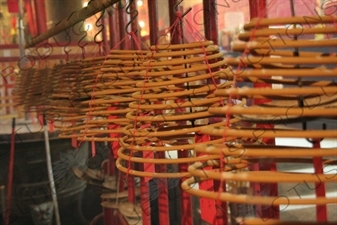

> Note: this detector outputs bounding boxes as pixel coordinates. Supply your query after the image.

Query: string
[73,38,102,153]
[175,12,233,224]
[125,13,195,220]
[301,0,319,17]
[176,11,231,224]
[77,37,117,154]
[217,0,273,221]
[126,12,185,180]
[182,16,205,41]
[127,33,151,178]
[173,12,191,224]
[266,0,278,15]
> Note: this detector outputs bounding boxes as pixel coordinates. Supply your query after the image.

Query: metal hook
[51,20,70,46]
[124,0,138,35]
[174,0,183,13]
[72,20,88,36]
[87,0,94,6]
[302,121,326,144]
[173,0,192,19]
[76,21,89,59]
[66,10,77,23]
[93,10,105,44]
[52,23,72,61]
[50,21,71,62]
[64,46,71,62]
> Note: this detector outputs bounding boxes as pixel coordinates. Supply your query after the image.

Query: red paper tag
[7,0,19,13]
[143,150,155,182]
[138,121,155,182]
[108,107,120,158]
[195,133,216,224]
[49,120,54,132]
[91,141,96,157]
[71,137,77,148]
[38,114,43,126]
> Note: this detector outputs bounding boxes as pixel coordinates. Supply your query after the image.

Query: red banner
[7,0,19,13]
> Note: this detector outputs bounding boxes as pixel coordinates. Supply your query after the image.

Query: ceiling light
[137,0,143,7]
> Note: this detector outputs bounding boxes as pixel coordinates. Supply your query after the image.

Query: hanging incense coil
[116,41,244,178]
[12,69,31,108]
[181,15,337,224]
[191,142,337,206]
[182,159,337,204]
[213,14,337,132]
[49,57,114,138]
[13,68,52,113]
[64,50,153,141]
[42,61,81,118]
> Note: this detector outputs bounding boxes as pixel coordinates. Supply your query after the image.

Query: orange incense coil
[116,119,243,178]
[227,15,337,78]
[180,15,337,224]
[234,15,337,52]
[49,58,108,138]
[74,50,152,141]
[181,160,337,205]
[187,123,336,204]
[219,14,337,125]
[115,41,242,178]
[45,61,83,120]
[195,143,337,158]
[12,69,32,107]
[14,68,52,112]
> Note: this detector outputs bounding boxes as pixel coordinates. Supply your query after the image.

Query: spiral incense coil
[181,161,337,206]
[13,69,34,107]
[195,143,337,158]
[128,41,230,123]
[13,68,52,113]
[228,16,337,70]
[54,57,110,138]
[219,14,337,124]
[72,50,152,141]
[180,15,337,224]
[115,41,244,178]
[46,58,105,138]
[44,61,82,121]
[211,16,337,133]
[208,97,337,124]
[48,61,89,137]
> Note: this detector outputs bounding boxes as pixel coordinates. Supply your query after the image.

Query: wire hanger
[290,0,325,145]
[125,0,138,35]
[52,22,72,62]
[76,20,89,59]
[94,10,105,56]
